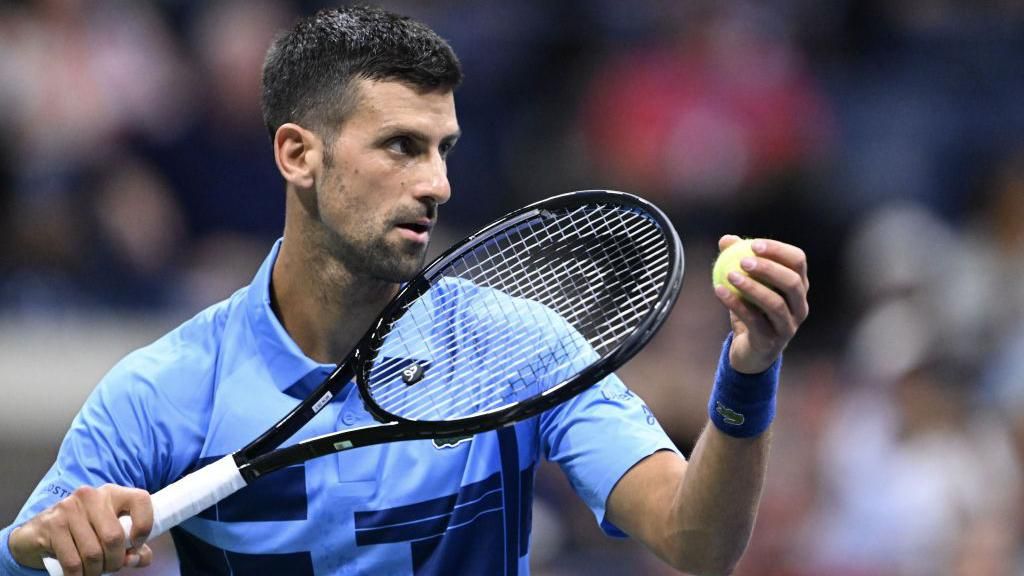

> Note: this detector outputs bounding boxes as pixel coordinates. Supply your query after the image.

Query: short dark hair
[261,5,462,141]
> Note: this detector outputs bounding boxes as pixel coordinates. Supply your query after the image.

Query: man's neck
[270,236,398,364]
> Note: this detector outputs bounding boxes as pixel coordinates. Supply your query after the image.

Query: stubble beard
[317,174,429,285]
[349,233,428,283]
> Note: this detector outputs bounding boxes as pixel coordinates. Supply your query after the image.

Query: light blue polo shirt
[2,239,680,576]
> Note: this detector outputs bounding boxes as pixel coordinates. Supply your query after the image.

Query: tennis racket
[44,189,684,575]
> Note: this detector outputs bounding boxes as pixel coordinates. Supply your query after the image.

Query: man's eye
[440,141,456,160]
[387,137,414,155]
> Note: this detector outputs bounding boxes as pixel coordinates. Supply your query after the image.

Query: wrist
[708,333,781,438]
[8,525,40,569]
[728,345,778,375]
[2,524,45,574]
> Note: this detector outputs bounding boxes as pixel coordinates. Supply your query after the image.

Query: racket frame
[239,190,684,481]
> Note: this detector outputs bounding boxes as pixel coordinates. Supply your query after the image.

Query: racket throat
[237,364,357,463]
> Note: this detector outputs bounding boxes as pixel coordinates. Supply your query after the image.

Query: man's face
[313,79,460,282]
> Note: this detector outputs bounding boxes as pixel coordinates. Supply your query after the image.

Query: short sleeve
[2,336,211,559]
[539,374,681,537]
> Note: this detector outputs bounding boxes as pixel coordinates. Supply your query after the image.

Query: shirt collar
[246,239,336,394]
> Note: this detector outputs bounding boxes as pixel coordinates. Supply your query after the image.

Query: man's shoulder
[103,288,251,396]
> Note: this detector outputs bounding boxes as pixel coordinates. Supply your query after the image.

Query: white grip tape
[148,454,247,537]
[43,455,246,576]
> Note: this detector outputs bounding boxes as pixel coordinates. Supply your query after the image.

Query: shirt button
[342,412,357,425]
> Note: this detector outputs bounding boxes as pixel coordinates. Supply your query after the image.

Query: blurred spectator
[822,0,1024,221]
[579,1,833,224]
[0,0,190,167]
[87,155,188,309]
[0,170,93,311]
[0,0,193,313]
[576,0,844,351]
[141,0,293,242]
[804,177,1024,575]
[806,355,1019,576]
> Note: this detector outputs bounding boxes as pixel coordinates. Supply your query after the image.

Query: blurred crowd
[2,0,1024,575]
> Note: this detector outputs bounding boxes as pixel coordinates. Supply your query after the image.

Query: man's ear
[274,123,323,189]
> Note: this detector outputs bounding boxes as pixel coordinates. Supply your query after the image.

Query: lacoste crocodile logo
[432,434,472,449]
[715,401,745,426]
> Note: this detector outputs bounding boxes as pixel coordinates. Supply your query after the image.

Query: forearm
[606,336,784,574]
[663,334,779,574]
[668,424,770,575]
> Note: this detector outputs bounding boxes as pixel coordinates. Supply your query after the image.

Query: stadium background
[2,1,1024,574]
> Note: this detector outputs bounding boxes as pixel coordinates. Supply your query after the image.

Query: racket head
[352,190,684,433]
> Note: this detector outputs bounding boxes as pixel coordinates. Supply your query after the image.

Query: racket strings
[372,208,664,416]
[374,274,652,420]
[437,207,665,338]
[371,206,667,418]
[368,203,671,420]
[370,211,649,398]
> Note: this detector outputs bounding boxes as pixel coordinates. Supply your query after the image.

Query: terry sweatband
[708,333,781,438]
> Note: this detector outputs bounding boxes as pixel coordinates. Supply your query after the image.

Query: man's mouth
[394,219,433,243]
[398,222,431,234]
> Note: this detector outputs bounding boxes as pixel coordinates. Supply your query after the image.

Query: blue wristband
[708,333,781,438]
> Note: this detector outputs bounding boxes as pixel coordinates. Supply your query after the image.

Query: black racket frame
[236,190,684,481]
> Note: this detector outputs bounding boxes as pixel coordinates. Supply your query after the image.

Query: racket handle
[42,454,246,575]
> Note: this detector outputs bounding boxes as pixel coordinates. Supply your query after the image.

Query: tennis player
[3,6,809,575]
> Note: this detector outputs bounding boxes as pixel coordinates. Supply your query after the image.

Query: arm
[2,343,209,576]
[606,430,768,575]
[5,485,154,576]
[607,236,809,575]
[3,383,159,576]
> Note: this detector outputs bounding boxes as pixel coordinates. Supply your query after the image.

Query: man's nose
[413,152,451,206]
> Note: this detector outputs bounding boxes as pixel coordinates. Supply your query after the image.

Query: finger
[750,239,808,288]
[725,271,796,340]
[718,234,743,251]
[111,487,154,548]
[125,543,153,569]
[64,498,105,576]
[81,490,129,573]
[47,520,85,576]
[740,256,809,323]
[713,284,775,338]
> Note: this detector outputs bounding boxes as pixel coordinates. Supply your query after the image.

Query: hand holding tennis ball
[712,238,756,295]
[711,234,810,374]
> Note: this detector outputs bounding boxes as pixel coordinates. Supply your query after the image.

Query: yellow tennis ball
[712,239,756,295]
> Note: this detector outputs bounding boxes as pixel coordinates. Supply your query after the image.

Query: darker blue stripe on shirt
[353,489,503,546]
[409,506,506,575]
[497,427,520,575]
[354,493,456,531]
[171,526,314,576]
[354,471,500,529]
[190,455,307,522]
[449,489,503,528]
[519,463,535,557]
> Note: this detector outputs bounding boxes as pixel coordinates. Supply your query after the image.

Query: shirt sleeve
[0,343,208,573]
[539,373,681,537]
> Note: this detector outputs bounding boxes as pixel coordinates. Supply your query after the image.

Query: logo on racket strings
[402,363,427,385]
